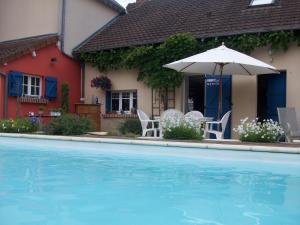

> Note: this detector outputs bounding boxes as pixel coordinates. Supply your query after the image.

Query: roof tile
[75,0,300,53]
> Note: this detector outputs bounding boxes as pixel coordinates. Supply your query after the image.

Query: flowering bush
[161,111,203,140]
[160,111,184,131]
[90,76,112,90]
[0,118,39,133]
[234,117,284,143]
[183,113,203,131]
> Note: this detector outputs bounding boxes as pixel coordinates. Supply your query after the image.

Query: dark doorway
[257,72,286,122]
[187,76,205,113]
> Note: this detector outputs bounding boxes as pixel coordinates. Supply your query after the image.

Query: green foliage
[118,119,142,135]
[61,83,70,113]
[79,30,300,108]
[0,118,38,133]
[164,126,203,141]
[44,114,93,135]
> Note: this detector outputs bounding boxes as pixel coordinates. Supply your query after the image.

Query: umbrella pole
[218,64,224,120]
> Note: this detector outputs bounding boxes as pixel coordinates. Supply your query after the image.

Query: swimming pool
[0,137,299,225]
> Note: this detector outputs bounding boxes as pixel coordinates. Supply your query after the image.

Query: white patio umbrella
[164,43,278,119]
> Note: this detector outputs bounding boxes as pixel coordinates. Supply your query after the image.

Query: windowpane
[112,93,119,99]
[31,86,35,95]
[23,76,28,85]
[32,78,36,86]
[133,99,137,109]
[112,99,119,111]
[122,92,130,99]
[23,85,28,95]
[36,78,40,86]
[250,0,274,6]
[35,87,40,96]
[133,92,137,99]
[122,99,130,111]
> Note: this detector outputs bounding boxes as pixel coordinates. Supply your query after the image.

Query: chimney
[136,0,146,4]
[127,0,149,12]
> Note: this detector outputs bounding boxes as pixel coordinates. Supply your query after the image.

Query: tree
[61,83,70,113]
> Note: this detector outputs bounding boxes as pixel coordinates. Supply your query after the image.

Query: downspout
[60,0,66,53]
[80,61,85,102]
[0,71,8,118]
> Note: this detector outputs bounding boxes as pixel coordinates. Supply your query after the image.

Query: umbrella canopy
[164,43,278,119]
[164,43,278,75]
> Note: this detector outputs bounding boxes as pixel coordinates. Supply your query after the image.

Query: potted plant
[91,76,112,90]
[38,106,45,116]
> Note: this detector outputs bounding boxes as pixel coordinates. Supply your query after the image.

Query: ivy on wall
[78,30,300,109]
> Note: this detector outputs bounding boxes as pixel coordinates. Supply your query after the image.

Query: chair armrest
[286,122,292,136]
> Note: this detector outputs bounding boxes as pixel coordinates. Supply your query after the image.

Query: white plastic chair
[161,109,184,122]
[184,111,204,132]
[277,107,300,142]
[205,111,231,140]
[137,109,160,137]
[184,111,204,119]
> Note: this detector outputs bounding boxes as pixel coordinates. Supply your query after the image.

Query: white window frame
[22,74,42,97]
[250,0,275,6]
[111,90,137,114]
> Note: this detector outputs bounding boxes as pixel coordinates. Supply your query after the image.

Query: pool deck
[1,132,300,154]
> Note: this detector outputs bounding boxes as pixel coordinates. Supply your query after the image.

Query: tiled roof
[0,34,58,64]
[99,0,125,14]
[75,0,300,53]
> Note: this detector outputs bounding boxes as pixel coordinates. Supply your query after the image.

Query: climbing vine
[78,30,300,109]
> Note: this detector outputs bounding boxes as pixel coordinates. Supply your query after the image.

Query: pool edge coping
[0,133,299,154]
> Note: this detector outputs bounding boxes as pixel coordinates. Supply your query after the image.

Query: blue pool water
[0,137,300,225]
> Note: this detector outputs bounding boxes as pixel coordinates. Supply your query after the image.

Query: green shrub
[61,83,70,113]
[0,118,38,133]
[44,114,93,135]
[119,119,142,135]
[164,126,203,140]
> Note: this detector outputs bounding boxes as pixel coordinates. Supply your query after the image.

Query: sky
[116,0,136,7]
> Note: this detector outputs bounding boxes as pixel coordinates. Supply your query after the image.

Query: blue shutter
[105,91,112,113]
[8,71,23,97]
[45,77,57,100]
[205,75,232,139]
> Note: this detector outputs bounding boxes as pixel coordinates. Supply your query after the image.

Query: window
[111,90,137,113]
[22,75,41,97]
[250,0,274,6]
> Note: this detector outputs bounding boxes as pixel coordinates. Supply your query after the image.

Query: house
[0,0,124,119]
[74,0,300,137]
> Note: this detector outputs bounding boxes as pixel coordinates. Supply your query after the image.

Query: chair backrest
[184,111,204,119]
[137,109,150,129]
[160,109,184,129]
[161,109,184,121]
[277,107,299,134]
[221,111,231,131]
[184,111,204,130]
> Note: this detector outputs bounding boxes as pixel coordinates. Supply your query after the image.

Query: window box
[102,113,138,119]
[19,96,48,104]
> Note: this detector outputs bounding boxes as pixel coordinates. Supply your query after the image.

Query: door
[257,72,286,122]
[205,75,232,139]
